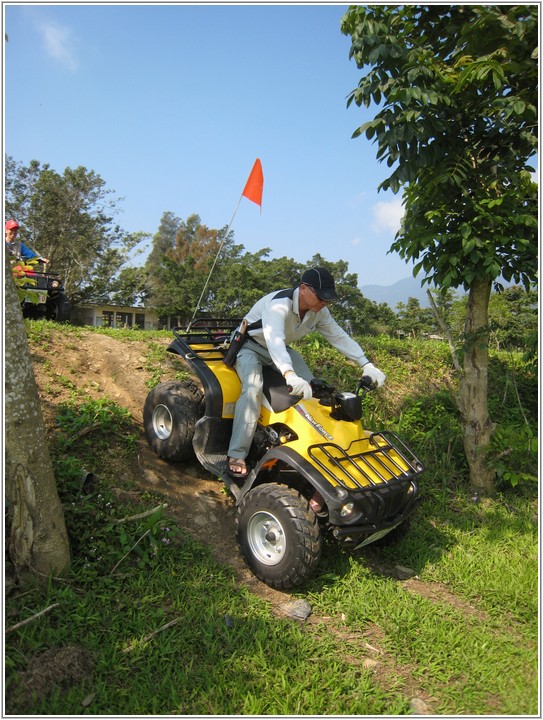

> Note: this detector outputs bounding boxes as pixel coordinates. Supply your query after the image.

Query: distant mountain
[361,275,519,309]
[361,276,436,309]
[361,275,522,310]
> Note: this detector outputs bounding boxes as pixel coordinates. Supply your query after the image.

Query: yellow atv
[143,319,424,590]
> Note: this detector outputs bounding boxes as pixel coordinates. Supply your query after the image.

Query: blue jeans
[227,338,313,460]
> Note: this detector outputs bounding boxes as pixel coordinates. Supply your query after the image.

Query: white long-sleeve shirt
[244,286,369,376]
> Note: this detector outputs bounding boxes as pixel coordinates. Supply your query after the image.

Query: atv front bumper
[254,429,424,547]
[328,480,421,547]
[308,429,423,544]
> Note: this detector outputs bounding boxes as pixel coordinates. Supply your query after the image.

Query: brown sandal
[228,457,248,479]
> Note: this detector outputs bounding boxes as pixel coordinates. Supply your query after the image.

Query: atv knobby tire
[143,381,203,462]
[46,292,72,322]
[236,483,322,590]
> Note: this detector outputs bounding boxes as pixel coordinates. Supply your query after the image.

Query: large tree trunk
[457,277,496,496]
[5,262,71,576]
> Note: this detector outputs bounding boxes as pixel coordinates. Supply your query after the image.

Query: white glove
[285,372,313,399]
[362,362,386,388]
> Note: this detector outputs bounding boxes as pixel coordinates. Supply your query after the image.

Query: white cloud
[351,236,362,247]
[37,20,78,72]
[371,198,404,234]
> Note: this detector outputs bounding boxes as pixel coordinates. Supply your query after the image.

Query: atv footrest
[308,431,424,490]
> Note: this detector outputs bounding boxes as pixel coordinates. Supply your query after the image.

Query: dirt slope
[29,327,489,712]
[29,329,290,606]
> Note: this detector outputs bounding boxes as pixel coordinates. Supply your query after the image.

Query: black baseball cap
[301,267,338,301]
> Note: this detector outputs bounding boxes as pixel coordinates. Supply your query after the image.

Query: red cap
[5,220,20,230]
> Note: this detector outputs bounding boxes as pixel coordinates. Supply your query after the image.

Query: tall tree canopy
[5,156,148,305]
[144,211,182,306]
[144,214,389,335]
[341,4,538,494]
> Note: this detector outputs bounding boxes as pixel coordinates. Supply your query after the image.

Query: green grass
[25,318,173,342]
[304,480,538,715]
[5,321,539,715]
[6,485,538,715]
[4,539,409,715]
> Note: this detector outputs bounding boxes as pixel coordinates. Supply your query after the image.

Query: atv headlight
[338,392,362,421]
[51,280,59,288]
[340,502,355,518]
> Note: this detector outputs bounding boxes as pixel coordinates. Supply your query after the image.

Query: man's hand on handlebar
[284,371,313,399]
[361,362,386,389]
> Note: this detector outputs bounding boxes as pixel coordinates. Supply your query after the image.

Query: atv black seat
[262,365,300,413]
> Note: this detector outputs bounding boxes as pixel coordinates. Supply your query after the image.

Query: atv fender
[167,336,226,417]
[236,445,348,520]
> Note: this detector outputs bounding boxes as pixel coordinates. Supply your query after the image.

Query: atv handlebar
[356,375,375,393]
[310,375,374,400]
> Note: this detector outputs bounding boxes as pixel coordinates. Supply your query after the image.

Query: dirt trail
[29,330,290,607]
[28,328,476,712]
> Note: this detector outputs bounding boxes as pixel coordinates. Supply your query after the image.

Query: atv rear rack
[308,431,424,490]
[172,319,242,362]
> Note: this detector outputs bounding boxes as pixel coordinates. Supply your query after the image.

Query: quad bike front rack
[308,431,424,491]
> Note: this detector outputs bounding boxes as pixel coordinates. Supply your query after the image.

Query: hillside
[26,327,283,599]
[361,275,519,309]
[23,324,455,612]
[9,323,537,716]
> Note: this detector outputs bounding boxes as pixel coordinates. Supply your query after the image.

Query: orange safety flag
[242,158,264,208]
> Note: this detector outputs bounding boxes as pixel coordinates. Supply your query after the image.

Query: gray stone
[409,697,429,714]
[395,564,417,580]
[279,599,312,621]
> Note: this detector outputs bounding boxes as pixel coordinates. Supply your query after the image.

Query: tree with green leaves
[5,156,148,305]
[342,5,538,494]
[488,286,538,351]
[148,214,239,323]
[144,211,182,307]
[448,286,538,353]
[110,266,151,307]
[395,297,435,338]
[142,213,391,336]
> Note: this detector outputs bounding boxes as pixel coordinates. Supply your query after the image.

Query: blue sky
[5,3,414,287]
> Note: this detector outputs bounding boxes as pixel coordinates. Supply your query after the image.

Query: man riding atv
[144,267,422,589]
[226,267,386,479]
[5,219,50,265]
[6,219,71,322]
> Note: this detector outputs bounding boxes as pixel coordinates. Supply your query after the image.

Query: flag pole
[187,158,264,331]
[189,196,243,327]
[188,159,263,329]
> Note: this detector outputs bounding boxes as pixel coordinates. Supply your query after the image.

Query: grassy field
[5,322,538,715]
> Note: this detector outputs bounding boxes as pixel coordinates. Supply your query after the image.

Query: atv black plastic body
[20,269,72,322]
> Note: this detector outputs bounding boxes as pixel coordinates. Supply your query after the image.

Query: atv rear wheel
[143,381,203,462]
[236,483,322,590]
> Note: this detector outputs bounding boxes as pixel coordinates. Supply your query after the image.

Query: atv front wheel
[143,381,203,462]
[46,292,72,322]
[236,483,322,590]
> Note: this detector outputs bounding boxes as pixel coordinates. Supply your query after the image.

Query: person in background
[5,220,49,264]
[227,266,386,478]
